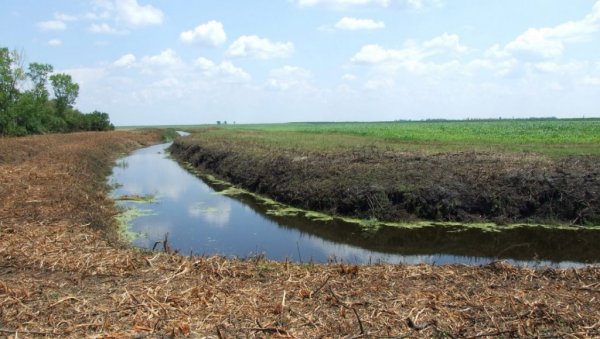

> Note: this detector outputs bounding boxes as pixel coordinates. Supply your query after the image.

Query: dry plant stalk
[0,131,598,337]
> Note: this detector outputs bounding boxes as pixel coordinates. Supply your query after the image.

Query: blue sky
[1,0,599,125]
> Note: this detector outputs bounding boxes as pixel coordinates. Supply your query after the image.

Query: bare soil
[1,132,599,338]
[171,135,600,225]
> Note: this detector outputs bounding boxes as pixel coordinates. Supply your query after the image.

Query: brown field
[1,131,599,338]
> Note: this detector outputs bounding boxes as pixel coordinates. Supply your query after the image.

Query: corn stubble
[0,132,599,338]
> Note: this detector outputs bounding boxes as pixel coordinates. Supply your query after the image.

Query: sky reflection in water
[108,143,599,268]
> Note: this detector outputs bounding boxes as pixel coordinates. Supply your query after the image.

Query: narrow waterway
[108,141,600,267]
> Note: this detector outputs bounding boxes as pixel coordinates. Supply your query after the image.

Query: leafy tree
[1,46,114,136]
[27,62,53,102]
[49,73,79,116]
[86,111,114,131]
[0,48,25,136]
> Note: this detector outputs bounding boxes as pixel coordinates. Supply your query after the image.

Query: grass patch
[187,119,600,156]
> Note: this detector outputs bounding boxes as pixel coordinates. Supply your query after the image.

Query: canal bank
[111,141,600,266]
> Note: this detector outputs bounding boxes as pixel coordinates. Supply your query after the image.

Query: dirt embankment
[1,132,599,337]
[170,136,600,225]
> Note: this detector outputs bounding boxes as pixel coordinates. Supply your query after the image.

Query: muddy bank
[170,135,600,226]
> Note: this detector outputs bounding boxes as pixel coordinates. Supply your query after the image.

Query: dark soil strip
[170,136,600,225]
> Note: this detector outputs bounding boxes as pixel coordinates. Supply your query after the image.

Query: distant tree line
[0,47,114,136]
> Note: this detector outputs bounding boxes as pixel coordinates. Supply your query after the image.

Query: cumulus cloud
[37,20,67,31]
[54,12,78,22]
[88,23,127,34]
[422,33,469,53]
[47,39,62,47]
[227,35,294,59]
[495,1,600,60]
[112,54,136,68]
[267,66,312,90]
[292,0,437,9]
[334,17,385,30]
[85,0,163,33]
[582,76,600,86]
[351,33,467,71]
[114,0,163,26]
[141,49,183,68]
[342,74,357,81]
[195,57,251,82]
[180,21,227,47]
[59,67,108,86]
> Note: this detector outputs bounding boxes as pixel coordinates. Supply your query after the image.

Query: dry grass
[0,132,599,338]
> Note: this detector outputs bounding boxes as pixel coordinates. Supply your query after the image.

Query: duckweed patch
[116,207,156,241]
[115,194,158,203]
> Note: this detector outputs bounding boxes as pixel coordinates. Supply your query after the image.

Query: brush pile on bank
[1,132,599,337]
[171,132,600,226]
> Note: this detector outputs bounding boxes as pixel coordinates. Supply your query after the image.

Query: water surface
[108,142,600,267]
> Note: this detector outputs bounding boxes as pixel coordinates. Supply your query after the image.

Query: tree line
[0,47,114,136]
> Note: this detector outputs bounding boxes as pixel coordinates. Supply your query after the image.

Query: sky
[1,0,600,126]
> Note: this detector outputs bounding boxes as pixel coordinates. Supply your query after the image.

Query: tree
[1,46,114,136]
[27,63,53,102]
[49,73,79,116]
[87,111,114,131]
[0,48,28,136]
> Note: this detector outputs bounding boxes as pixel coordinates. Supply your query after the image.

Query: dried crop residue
[1,132,599,337]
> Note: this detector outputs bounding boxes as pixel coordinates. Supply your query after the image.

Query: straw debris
[0,131,598,337]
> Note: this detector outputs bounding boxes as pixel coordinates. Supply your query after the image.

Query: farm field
[0,131,599,337]
[171,119,600,227]
[191,119,600,156]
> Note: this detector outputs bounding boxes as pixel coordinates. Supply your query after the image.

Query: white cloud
[342,74,357,81]
[180,21,227,47]
[88,23,127,34]
[195,57,251,82]
[86,0,163,30]
[498,2,600,60]
[292,0,437,9]
[60,67,107,87]
[267,66,312,90]
[334,17,385,30]
[294,0,390,8]
[37,20,67,31]
[47,39,62,47]
[582,76,600,86]
[114,0,163,26]
[351,33,469,71]
[141,49,183,68]
[227,35,294,59]
[54,12,78,22]
[112,54,136,68]
[422,33,469,53]
[352,44,396,63]
[364,78,395,90]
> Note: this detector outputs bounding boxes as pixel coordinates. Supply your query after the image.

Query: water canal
[108,140,600,267]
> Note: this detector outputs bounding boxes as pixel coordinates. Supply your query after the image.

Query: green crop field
[184,119,600,156]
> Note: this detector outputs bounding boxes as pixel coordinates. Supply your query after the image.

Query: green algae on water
[116,207,156,241]
[115,194,158,203]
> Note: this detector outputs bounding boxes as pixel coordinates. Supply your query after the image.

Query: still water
[108,141,600,267]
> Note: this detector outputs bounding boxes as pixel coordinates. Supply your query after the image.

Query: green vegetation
[115,207,155,241]
[160,128,180,142]
[194,119,600,156]
[0,47,114,136]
